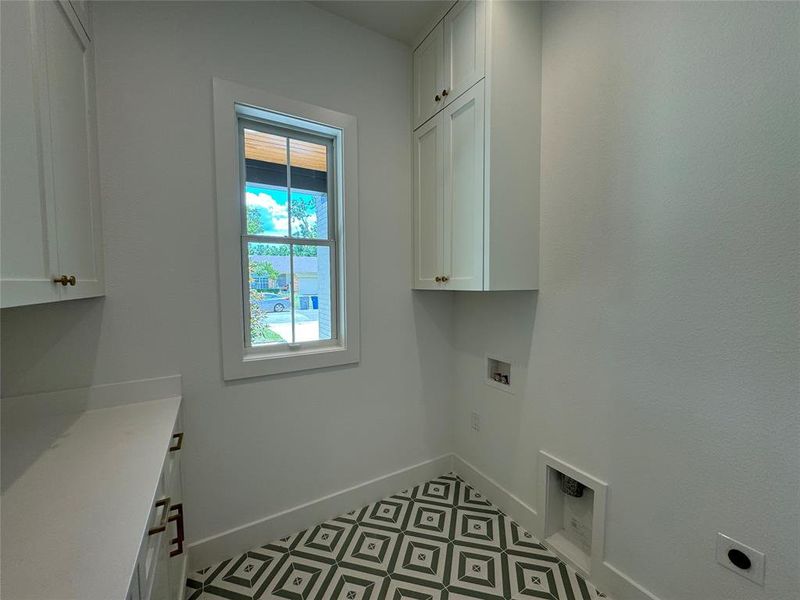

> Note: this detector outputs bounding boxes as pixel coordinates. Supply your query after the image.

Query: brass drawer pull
[441,275,449,282]
[435,276,442,282]
[53,275,76,286]
[168,503,185,557]
[148,497,171,535]
[169,432,184,452]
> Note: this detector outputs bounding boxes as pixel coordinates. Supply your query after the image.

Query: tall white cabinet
[1,0,104,308]
[412,0,541,291]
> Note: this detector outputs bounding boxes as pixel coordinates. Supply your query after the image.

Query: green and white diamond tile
[405,502,455,542]
[186,473,608,600]
[390,533,451,589]
[294,519,356,562]
[452,509,506,552]
[338,524,402,576]
[381,577,447,600]
[358,498,413,533]
[321,566,387,600]
[503,522,548,555]
[409,475,460,509]
[446,543,507,600]
[255,551,337,600]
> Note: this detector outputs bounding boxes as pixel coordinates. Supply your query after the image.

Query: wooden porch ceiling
[243,129,327,172]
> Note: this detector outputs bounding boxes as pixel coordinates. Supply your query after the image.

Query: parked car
[257,293,290,312]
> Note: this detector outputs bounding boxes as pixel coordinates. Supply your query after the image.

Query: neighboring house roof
[250,255,318,275]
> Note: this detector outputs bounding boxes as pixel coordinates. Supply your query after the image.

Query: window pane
[289,139,329,240]
[292,244,333,342]
[244,129,289,237]
[247,242,292,346]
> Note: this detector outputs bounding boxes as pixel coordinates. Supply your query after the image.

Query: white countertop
[1,396,182,600]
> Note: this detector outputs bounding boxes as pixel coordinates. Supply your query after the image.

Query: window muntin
[239,119,337,350]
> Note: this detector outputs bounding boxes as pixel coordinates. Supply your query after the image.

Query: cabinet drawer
[133,417,185,600]
[137,483,170,599]
[163,430,183,495]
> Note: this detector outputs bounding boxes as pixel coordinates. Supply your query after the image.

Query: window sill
[224,342,359,380]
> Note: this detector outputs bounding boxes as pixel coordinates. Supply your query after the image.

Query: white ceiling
[309,1,453,46]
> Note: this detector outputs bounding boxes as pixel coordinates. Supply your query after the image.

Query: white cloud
[245,191,288,234]
[245,190,322,236]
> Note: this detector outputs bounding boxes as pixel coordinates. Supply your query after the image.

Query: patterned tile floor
[186,473,608,600]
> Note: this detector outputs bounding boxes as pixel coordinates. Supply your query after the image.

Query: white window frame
[213,78,359,379]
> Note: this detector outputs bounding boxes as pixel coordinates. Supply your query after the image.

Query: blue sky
[245,184,319,237]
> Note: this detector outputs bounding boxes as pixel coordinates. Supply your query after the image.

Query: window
[213,78,359,379]
[241,126,336,347]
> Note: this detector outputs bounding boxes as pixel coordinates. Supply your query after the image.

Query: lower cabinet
[128,421,186,600]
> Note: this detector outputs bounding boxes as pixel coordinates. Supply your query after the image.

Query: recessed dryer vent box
[539,451,608,577]
[486,356,513,393]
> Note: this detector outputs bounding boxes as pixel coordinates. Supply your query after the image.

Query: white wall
[2,3,797,599]
[1,0,453,546]
[453,2,799,600]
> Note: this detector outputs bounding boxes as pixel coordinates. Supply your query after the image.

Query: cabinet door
[149,536,171,600]
[413,22,444,130]
[38,0,104,300]
[0,1,61,307]
[165,423,187,600]
[442,81,484,291]
[443,0,485,106]
[412,115,444,289]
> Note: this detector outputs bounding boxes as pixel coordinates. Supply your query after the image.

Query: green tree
[290,194,318,239]
[248,257,283,344]
[247,205,264,235]
[245,199,318,257]
[249,260,279,283]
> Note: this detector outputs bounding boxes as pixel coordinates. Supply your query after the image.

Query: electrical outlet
[470,412,480,431]
[716,533,765,586]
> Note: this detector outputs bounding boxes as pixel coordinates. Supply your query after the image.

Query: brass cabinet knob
[441,275,449,282]
[53,275,76,286]
[442,89,449,97]
[434,94,441,102]
[435,276,442,282]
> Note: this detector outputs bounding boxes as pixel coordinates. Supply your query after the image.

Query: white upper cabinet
[413,1,485,130]
[442,82,484,291]
[412,0,541,291]
[1,0,104,308]
[1,1,60,306]
[443,0,485,107]
[413,117,444,289]
[413,82,485,291]
[413,22,445,130]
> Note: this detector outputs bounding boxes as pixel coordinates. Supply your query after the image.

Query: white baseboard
[599,561,662,600]
[451,454,661,600]
[186,453,454,571]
